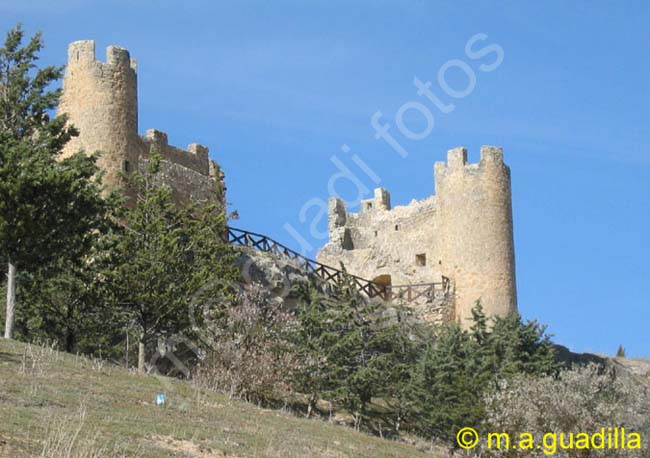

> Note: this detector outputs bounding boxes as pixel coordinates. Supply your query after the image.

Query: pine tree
[487,312,558,378]
[407,303,559,444]
[409,323,483,441]
[15,230,120,355]
[365,302,429,435]
[293,270,384,428]
[293,282,333,416]
[182,189,241,324]
[105,149,239,373]
[0,25,109,339]
[104,151,195,373]
[320,271,376,425]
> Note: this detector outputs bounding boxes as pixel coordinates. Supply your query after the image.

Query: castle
[317,146,518,326]
[57,40,225,205]
[57,40,517,327]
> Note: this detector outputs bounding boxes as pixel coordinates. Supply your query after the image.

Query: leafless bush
[19,340,62,376]
[193,284,303,404]
[39,407,132,458]
[479,364,650,457]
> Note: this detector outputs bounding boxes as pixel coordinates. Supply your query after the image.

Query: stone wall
[318,146,517,328]
[58,40,224,207]
[320,191,444,286]
[58,40,139,192]
[57,39,516,328]
[435,146,517,326]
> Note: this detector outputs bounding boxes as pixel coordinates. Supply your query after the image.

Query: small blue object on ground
[156,393,166,406]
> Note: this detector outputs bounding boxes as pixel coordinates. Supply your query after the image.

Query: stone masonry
[318,146,518,327]
[57,40,225,205]
[56,40,516,328]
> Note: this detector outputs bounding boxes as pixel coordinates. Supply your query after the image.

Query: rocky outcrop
[554,344,650,383]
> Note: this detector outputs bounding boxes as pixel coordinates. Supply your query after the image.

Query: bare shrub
[480,364,650,457]
[39,407,132,458]
[193,284,303,404]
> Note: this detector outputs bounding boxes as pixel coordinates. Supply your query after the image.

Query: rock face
[235,245,455,326]
[236,247,312,309]
[554,345,650,382]
[58,40,225,206]
[318,146,517,328]
[613,358,650,380]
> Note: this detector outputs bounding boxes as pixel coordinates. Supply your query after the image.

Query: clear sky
[1,1,648,357]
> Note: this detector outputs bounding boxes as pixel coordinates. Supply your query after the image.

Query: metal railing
[226,226,450,303]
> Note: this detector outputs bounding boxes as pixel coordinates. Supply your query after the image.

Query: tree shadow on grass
[0,351,22,364]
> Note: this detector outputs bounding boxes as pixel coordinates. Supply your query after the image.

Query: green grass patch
[0,339,431,457]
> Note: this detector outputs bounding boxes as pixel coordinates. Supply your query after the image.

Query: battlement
[59,38,224,207]
[331,146,509,230]
[319,145,517,328]
[143,129,210,169]
[67,40,137,72]
[187,143,209,162]
[145,128,169,146]
[358,187,392,214]
[435,145,505,173]
[480,145,504,163]
[434,145,509,195]
[67,40,95,64]
[141,129,211,177]
[447,146,468,169]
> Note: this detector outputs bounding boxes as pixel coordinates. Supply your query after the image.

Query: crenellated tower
[318,145,518,328]
[58,40,139,190]
[434,146,517,325]
[57,40,225,207]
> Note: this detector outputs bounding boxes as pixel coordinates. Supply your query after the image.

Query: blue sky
[1,1,648,357]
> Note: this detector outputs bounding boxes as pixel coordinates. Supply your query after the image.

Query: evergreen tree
[105,150,239,373]
[319,272,377,426]
[15,232,120,354]
[182,190,241,329]
[0,25,109,338]
[365,303,429,435]
[292,274,431,432]
[105,151,194,373]
[409,323,483,441]
[408,303,559,444]
[487,311,558,378]
[293,282,333,416]
[294,271,382,428]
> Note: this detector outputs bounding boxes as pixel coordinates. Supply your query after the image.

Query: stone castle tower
[57,40,515,326]
[58,40,224,204]
[317,146,517,327]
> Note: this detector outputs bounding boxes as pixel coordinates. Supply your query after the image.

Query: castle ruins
[317,146,518,326]
[57,40,518,327]
[57,40,225,205]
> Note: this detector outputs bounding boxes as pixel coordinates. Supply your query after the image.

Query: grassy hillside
[0,339,431,457]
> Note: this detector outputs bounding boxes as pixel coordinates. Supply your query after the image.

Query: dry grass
[0,339,432,457]
[38,407,131,458]
[151,435,228,457]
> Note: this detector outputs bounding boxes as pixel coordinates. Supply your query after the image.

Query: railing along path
[226,227,450,303]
